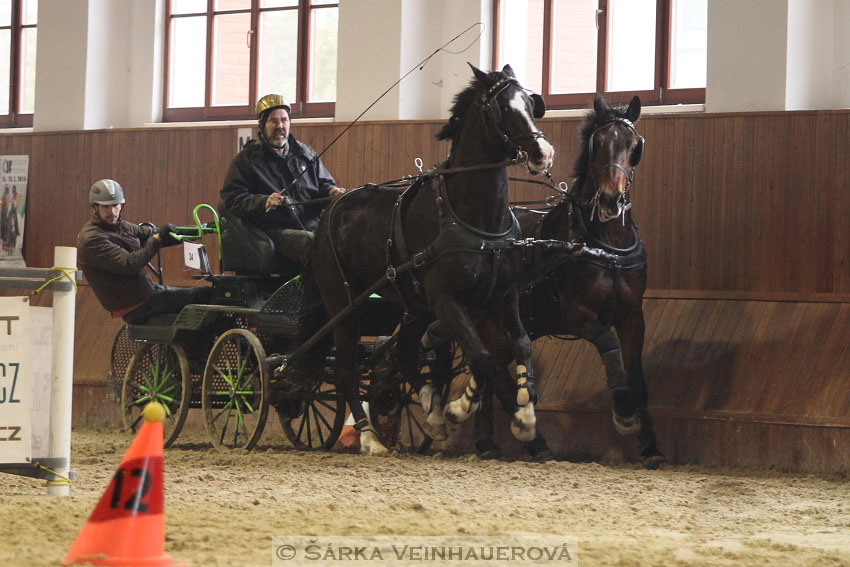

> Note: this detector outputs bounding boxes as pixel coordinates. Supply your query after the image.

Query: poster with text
[0,297,32,464]
[0,155,28,268]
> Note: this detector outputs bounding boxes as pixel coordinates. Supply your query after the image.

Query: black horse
[474,94,665,468]
[308,64,554,455]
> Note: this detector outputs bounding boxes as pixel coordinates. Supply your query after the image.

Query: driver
[78,179,212,324]
[220,94,346,269]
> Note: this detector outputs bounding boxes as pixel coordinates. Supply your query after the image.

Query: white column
[47,247,77,497]
[33,0,89,131]
[336,0,403,121]
[336,0,494,121]
[705,0,788,113]
[785,0,835,110]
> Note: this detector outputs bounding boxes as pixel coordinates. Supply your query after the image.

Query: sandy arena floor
[2,427,850,567]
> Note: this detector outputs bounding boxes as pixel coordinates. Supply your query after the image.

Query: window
[0,0,36,128]
[494,0,706,109]
[164,0,338,122]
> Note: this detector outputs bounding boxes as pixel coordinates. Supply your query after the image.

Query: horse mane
[571,97,631,185]
[436,68,505,142]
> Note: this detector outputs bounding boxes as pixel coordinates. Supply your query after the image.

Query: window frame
[492,0,705,110]
[0,0,35,128]
[162,0,337,123]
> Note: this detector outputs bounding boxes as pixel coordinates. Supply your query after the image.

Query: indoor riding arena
[2,2,850,567]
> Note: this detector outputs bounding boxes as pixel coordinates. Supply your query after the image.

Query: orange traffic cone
[63,402,173,567]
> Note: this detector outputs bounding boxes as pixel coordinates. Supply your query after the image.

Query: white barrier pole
[47,246,76,496]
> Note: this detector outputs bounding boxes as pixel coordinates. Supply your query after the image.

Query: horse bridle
[480,77,547,161]
[574,116,644,222]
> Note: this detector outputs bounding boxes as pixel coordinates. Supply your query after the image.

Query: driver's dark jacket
[220,135,336,232]
[77,215,161,312]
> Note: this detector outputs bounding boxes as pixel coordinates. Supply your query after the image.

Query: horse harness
[385,165,523,312]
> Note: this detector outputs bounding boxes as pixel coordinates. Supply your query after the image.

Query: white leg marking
[511,403,537,442]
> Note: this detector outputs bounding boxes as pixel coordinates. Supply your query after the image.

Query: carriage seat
[218,198,299,278]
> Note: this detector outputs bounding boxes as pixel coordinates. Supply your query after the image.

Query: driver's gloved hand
[156,223,181,247]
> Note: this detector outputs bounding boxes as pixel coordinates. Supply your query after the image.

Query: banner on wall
[0,297,32,464]
[0,156,28,268]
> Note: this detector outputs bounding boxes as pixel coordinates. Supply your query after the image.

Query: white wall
[398,0,444,120]
[438,0,493,119]
[336,0,402,121]
[337,0,491,122]
[33,0,89,131]
[127,0,164,125]
[706,0,788,112]
[835,0,850,108]
[786,0,834,111]
[84,0,130,129]
[30,0,850,131]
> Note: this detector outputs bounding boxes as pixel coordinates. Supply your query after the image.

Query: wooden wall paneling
[348,122,367,187]
[753,301,800,413]
[831,114,850,293]
[783,301,827,410]
[727,116,748,290]
[658,116,678,289]
[745,115,766,292]
[813,114,836,292]
[790,114,816,293]
[678,116,698,290]
[7,110,850,470]
[667,298,710,387]
[377,123,392,180]
[804,303,849,416]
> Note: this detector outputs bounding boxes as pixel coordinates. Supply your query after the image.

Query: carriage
[109,204,436,453]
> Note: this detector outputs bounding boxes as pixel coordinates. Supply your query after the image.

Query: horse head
[438,64,554,175]
[573,94,644,223]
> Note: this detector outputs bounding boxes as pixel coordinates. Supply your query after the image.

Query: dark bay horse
[475,94,665,468]
[309,64,554,455]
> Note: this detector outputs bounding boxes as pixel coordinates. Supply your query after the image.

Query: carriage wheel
[279,380,346,451]
[122,342,192,448]
[368,382,432,454]
[109,324,140,403]
[202,329,270,451]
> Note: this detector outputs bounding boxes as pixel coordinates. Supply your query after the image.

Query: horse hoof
[612,411,641,435]
[510,405,537,442]
[475,439,503,460]
[425,422,449,442]
[443,400,478,424]
[359,430,390,456]
[425,404,448,441]
[522,435,554,463]
[643,454,666,470]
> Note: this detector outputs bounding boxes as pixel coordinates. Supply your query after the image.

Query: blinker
[530,93,546,119]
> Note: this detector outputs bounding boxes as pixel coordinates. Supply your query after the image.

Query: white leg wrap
[419,384,435,414]
[510,403,537,442]
[443,377,480,423]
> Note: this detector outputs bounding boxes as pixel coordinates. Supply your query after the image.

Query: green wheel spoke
[131,394,152,406]
[154,393,175,404]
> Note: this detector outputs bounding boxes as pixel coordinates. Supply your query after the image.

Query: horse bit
[574,116,643,224]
